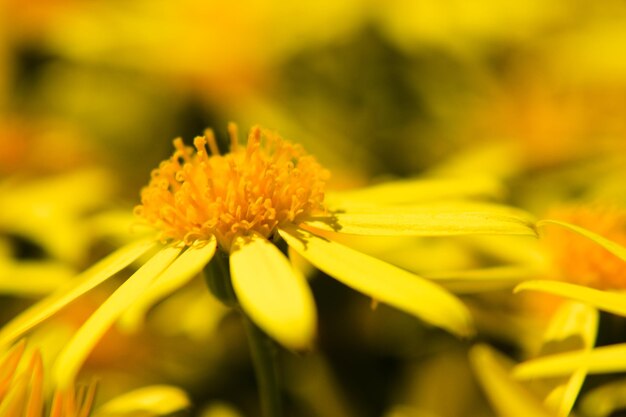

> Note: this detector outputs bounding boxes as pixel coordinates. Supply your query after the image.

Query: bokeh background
[2,1,626,416]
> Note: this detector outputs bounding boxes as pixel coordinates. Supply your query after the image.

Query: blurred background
[2,1,626,416]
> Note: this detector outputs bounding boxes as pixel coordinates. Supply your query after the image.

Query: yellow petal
[538,219,626,262]
[25,351,44,417]
[0,169,113,216]
[540,302,598,417]
[0,238,156,348]
[0,169,115,264]
[0,340,26,398]
[514,280,626,317]
[514,343,626,379]
[304,202,537,237]
[327,176,504,208]
[0,372,29,416]
[230,236,316,350]
[93,385,190,417]
[542,301,598,350]
[0,261,74,296]
[424,266,539,293]
[279,226,473,337]
[53,246,182,387]
[469,345,553,417]
[579,378,626,417]
[119,238,217,331]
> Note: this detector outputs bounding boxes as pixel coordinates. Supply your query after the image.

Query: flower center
[543,205,626,290]
[135,124,330,251]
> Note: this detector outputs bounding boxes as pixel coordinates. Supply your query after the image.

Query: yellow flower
[0,340,96,417]
[514,207,626,318]
[422,205,626,416]
[540,205,626,290]
[0,124,537,388]
[33,0,365,101]
[0,340,190,417]
[0,169,115,265]
[0,168,117,299]
[471,309,626,417]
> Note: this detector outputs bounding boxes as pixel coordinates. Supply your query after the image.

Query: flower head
[542,205,626,290]
[135,124,330,251]
[0,340,96,417]
[0,339,190,417]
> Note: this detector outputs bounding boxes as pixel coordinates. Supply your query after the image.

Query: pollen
[135,124,330,251]
[543,205,626,290]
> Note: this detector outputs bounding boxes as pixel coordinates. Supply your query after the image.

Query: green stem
[204,253,283,417]
[243,316,283,417]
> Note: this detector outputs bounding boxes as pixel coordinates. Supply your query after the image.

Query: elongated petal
[327,176,504,208]
[538,219,626,261]
[469,345,553,417]
[119,238,217,331]
[25,351,44,417]
[540,302,598,417]
[579,378,626,417]
[0,261,73,296]
[93,385,190,417]
[53,246,182,387]
[0,239,156,348]
[542,301,598,350]
[0,340,26,400]
[0,372,29,416]
[230,236,316,350]
[0,169,113,215]
[515,280,626,317]
[424,266,539,293]
[514,343,626,379]
[279,226,473,337]
[304,202,536,237]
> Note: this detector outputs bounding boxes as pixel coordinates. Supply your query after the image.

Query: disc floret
[135,125,330,251]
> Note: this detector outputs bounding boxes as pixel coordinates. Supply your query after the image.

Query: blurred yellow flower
[0,340,97,417]
[35,0,365,102]
[541,206,626,290]
[0,168,114,265]
[514,207,626,318]
[0,340,190,417]
[472,301,626,417]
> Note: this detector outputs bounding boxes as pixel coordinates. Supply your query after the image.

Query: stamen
[228,122,239,152]
[136,125,330,251]
[203,128,220,156]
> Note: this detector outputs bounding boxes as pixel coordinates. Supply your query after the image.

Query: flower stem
[242,315,283,417]
[204,253,283,417]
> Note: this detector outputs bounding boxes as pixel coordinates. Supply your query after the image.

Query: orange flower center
[135,124,330,251]
[543,205,626,290]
